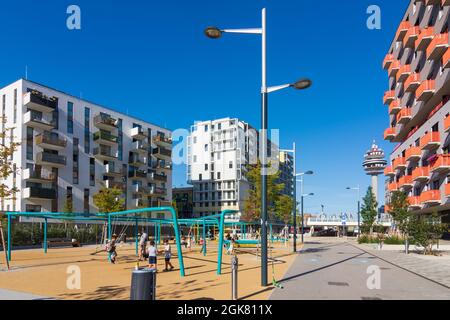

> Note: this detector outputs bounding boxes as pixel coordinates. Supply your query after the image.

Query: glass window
[84,107,90,153]
[67,102,74,134]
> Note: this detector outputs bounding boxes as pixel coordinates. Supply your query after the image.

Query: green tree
[62,198,73,214]
[360,187,378,235]
[275,195,294,224]
[388,191,410,236]
[408,212,448,255]
[93,186,125,213]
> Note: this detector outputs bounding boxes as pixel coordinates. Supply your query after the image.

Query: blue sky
[0,0,408,215]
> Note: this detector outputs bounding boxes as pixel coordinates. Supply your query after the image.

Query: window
[73,138,79,184]
[67,187,73,212]
[205,164,208,171]
[84,107,90,153]
[204,125,208,132]
[67,102,74,134]
[118,118,123,160]
[217,152,221,160]
[90,158,95,186]
[229,161,233,169]
[218,123,221,130]
[193,155,197,163]
[193,136,197,144]
[84,189,90,213]
[204,144,208,151]
[13,89,17,124]
[217,172,221,179]
[199,174,202,181]
[26,127,33,160]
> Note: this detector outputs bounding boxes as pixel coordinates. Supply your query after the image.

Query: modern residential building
[382,0,450,225]
[0,79,173,218]
[187,118,258,217]
[362,141,387,202]
[278,151,294,197]
[172,186,194,218]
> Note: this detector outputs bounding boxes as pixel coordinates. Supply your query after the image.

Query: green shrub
[384,235,405,245]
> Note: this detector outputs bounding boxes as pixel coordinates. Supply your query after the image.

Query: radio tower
[362,141,387,202]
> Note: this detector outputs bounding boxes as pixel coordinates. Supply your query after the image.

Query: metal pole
[292,143,297,252]
[301,195,304,243]
[357,200,361,238]
[217,212,226,275]
[231,255,238,300]
[260,7,268,287]
[135,218,138,256]
[7,214,11,262]
[202,218,206,256]
[107,214,111,262]
[44,218,48,254]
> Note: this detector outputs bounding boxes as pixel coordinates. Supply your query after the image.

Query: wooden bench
[47,238,80,248]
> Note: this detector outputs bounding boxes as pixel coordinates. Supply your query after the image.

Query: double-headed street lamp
[300,192,314,243]
[205,8,311,287]
[346,185,361,238]
[295,171,313,249]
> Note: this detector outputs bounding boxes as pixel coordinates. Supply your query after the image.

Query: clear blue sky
[0,0,408,215]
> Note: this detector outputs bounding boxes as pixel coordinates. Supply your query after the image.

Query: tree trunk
[0,221,10,270]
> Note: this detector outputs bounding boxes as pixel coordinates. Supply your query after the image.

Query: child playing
[147,240,158,270]
[107,234,118,264]
[163,239,174,272]
[227,239,235,255]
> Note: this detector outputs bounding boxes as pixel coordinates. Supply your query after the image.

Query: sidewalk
[354,243,450,288]
[0,289,50,300]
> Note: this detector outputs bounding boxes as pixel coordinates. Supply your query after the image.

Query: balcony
[426,32,449,60]
[93,114,118,130]
[446,184,450,197]
[153,135,172,147]
[420,132,440,150]
[416,80,436,101]
[149,186,167,196]
[384,127,396,141]
[153,147,172,160]
[149,172,168,183]
[430,154,450,173]
[23,111,55,131]
[36,152,66,168]
[130,141,148,154]
[408,196,422,209]
[415,27,434,51]
[384,165,395,176]
[445,116,450,132]
[383,53,394,70]
[132,184,148,194]
[151,160,172,171]
[396,64,411,82]
[132,198,146,208]
[128,169,148,180]
[412,166,430,182]
[35,132,67,150]
[444,48,450,68]
[93,147,118,161]
[383,90,396,105]
[130,127,147,140]
[395,21,410,41]
[104,164,123,178]
[23,187,57,200]
[23,91,57,113]
[22,168,56,183]
[388,60,401,78]
[420,190,441,205]
[396,108,412,124]
[403,26,420,47]
[105,179,126,191]
[129,155,147,167]
[393,157,407,170]
[149,200,171,208]
[93,131,119,146]
[404,73,421,92]
[399,175,413,189]
[388,182,399,192]
[406,146,422,161]
[389,100,401,114]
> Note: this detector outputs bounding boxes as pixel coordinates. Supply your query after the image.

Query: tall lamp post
[205,8,311,287]
[300,193,314,243]
[346,185,361,238]
[295,171,313,249]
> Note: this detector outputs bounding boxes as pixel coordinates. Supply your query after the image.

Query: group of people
[138,232,174,272]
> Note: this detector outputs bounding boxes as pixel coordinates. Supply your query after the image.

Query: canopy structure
[5,207,290,277]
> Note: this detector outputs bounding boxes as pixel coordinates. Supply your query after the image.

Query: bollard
[231,255,238,300]
[130,268,156,300]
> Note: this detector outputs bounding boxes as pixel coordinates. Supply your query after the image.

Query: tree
[242,161,287,222]
[360,187,378,235]
[388,191,410,236]
[275,195,294,224]
[93,186,125,214]
[62,197,73,214]
[408,212,448,255]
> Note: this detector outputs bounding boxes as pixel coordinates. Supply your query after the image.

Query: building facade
[187,118,258,217]
[382,0,450,225]
[278,151,294,197]
[172,187,194,218]
[0,79,172,217]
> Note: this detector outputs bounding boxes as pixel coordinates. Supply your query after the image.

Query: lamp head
[305,170,314,175]
[204,27,222,39]
[291,79,312,90]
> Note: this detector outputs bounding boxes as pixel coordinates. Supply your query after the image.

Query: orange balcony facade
[405,146,422,161]
[415,27,434,51]
[383,53,394,70]
[393,157,406,170]
[404,26,420,47]
[388,182,399,192]
[420,132,440,150]
[416,80,436,101]
[420,190,441,204]
[430,154,450,173]
[399,175,413,188]
[384,165,395,176]
[388,60,401,78]
[396,64,411,82]
[446,184,450,197]
[408,196,422,208]
[383,90,396,105]
[395,21,411,41]
[444,48,450,69]
[384,127,396,140]
[445,116,450,132]
[396,108,412,124]
[404,73,421,92]
[412,166,430,182]
[426,32,449,60]
[389,100,401,114]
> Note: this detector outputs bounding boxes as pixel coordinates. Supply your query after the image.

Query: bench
[47,238,80,248]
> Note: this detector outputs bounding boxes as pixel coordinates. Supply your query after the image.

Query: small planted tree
[275,194,294,225]
[93,186,125,214]
[360,187,378,235]
[408,212,448,255]
[387,190,411,252]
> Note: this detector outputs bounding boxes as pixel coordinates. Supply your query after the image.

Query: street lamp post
[346,185,361,238]
[295,171,313,249]
[300,193,314,243]
[205,8,311,287]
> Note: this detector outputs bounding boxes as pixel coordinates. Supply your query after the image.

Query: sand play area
[0,241,297,300]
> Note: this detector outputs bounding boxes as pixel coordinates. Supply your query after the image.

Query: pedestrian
[106,234,118,264]
[147,240,158,270]
[139,232,148,261]
[163,239,174,272]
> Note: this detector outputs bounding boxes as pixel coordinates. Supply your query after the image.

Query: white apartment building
[187,118,258,217]
[0,79,172,218]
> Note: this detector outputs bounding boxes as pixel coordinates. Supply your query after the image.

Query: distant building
[172,187,194,218]
[278,151,294,197]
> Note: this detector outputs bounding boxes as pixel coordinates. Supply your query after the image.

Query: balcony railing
[403,26,420,47]
[132,184,149,194]
[430,154,450,173]
[446,184,450,197]
[420,190,441,204]
[383,53,394,70]
[444,48,450,69]
[388,182,399,192]
[23,111,55,130]
[389,100,401,114]
[384,165,395,176]
[36,152,67,167]
[36,132,67,149]
[388,60,401,78]
[398,175,413,188]
[153,135,173,146]
[149,172,168,182]
[93,147,118,160]
[94,114,118,129]
[393,157,406,170]
[405,146,421,161]
[396,64,411,82]
[404,73,421,92]
[105,180,126,191]
[384,127,396,140]
[104,164,123,176]
[93,131,119,144]
[426,32,449,60]
[130,127,147,139]
[383,91,396,105]
[416,80,436,101]
[23,91,58,113]
[150,186,167,196]
[415,27,434,51]
[408,196,422,208]
[128,170,148,179]
[153,147,172,159]
[412,166,430,181]
[24,187,57,200]
[396,108,412,124]
[23,168,56,182]
[129,155,147,166]
[131,141,148,153]
[420,132,440,150]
